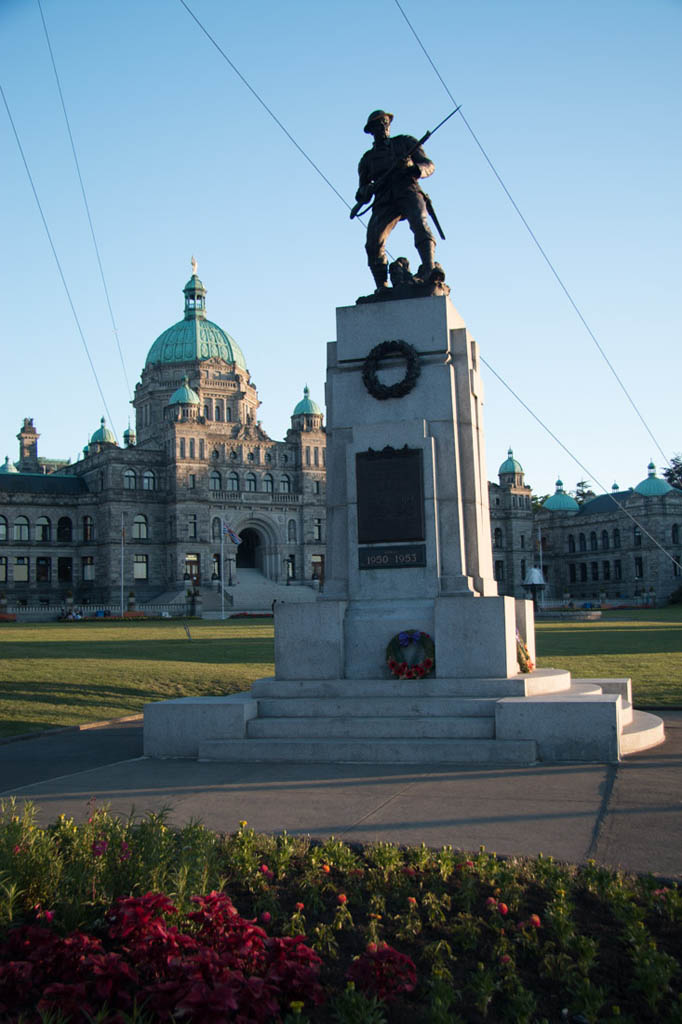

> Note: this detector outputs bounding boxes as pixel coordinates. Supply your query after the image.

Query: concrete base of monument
[143,671,665,764]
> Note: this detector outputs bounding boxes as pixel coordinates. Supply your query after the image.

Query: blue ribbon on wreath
[398,630,422,646]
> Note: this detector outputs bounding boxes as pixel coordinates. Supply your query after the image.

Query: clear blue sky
[1,0,680,497]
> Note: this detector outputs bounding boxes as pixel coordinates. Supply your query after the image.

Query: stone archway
[236,527,262,570]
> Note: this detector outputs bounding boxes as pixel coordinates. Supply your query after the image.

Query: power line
[37,0,133,401]
[0,80,119,442]
[392,0,670,469]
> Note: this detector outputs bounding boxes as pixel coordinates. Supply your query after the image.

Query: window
[212,517,221,541]
[265,452,271,463]
[14,556,29,582]
[209,470,222,491]
[142,471,156,491]
[263,474,273,493]
[57,517,72,542]
[228,472,239,492]
[230,450,237,461]
[674,555,681,577]
[613,528,621,549]
[305,447,311,466]
[311,554,324,581]
[189,438,195,459]
[0,556,6,582]
[493,528,503,548]
[579,533,586,552]
[212,449,219,460]
[57,557,72,583]
[82,556,95,581]
[568,534,576,553]
[226,408,232,422]
[520,535,525,549]
[188,474,196,489]
[494,560,504,581]
[580,563,587,582]
[132,514,148,540]
[0,516,6,542]
[248,452,254,463]
[590,532,598,551]
[215,402,223,421]
[614,560,622,580]
[569,563,577,583]
[314,448,319,466]
[204,405,211,420]
[134,554,148,580]
[288,520,297,542]
[82,516,94,542]
[280,474,291,494]
[35,516,51,541]
[634,557,643,579]
[123,469,136,489]
[591,561,599,581]
[313,518,322,541]
[14,516,29,541]
[634,526,642,547]
[673,524,680,545]
[601,530,609,550]
[314,480,321,495]
[521,559,526,580]
[180,438,186,458]
[245,473,256,492]
[199,440,205,459]
[36,557,51,582]
[602,561,610,581]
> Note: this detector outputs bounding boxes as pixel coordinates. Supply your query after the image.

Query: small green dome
[635,461,672,496]
[543,477,579,512]
[293,385,322,417]
[90,417,116,446]
[145,269,246,370]
[169,377,200,405]
[499,447,523,475]
[0,456,19,474]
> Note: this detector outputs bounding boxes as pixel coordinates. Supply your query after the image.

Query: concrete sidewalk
[1,713,680,880]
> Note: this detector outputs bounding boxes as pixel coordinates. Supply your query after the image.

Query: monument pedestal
[144,295,664,763]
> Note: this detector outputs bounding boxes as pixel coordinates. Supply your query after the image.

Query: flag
[222,521,242,545]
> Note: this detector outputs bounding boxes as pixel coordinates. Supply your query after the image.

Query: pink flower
[260,911,272,924]
[498,902,509,916]
[92,839,108,857]
[13,844,21,855]
[119,841,131,862]
[44,910,54,923]
[499,954,511,965]
[485,896,497,908]
[529,913,541,928]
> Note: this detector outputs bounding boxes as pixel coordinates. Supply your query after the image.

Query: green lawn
[0,609,680,738]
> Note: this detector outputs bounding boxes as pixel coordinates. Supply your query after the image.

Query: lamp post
[522,566,546,611]
[227,556,234,587]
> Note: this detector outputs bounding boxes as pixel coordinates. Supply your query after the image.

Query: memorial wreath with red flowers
[386,630,435,680]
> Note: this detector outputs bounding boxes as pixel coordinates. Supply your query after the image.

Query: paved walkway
[1,713,680,880]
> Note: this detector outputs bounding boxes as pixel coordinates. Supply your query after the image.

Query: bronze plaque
[356,447,425,544]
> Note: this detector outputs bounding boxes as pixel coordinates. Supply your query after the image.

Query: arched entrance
[236,527,262,570]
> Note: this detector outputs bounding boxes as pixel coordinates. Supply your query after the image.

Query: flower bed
[0,801,680,1022]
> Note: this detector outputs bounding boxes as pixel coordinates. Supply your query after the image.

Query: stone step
[247,715,495,740]
[256,696,500,718]
[620,711,666,756]
[199,736,538,764]
[251,669,573,700]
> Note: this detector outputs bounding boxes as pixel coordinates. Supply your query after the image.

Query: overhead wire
[392,0,670,470]
[0,80,119,442]
[37,0,133,402]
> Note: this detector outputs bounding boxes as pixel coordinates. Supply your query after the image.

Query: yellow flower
[239,820,248,828]
[289,1000,304,1015]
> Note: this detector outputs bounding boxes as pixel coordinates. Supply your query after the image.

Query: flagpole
[220,519,225,620]
[120,511,124,617]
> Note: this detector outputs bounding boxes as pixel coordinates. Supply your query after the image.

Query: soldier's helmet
[364,110,394,134]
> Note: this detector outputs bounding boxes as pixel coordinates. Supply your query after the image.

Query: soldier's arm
[356,153,374,203]
[400,136,435,180]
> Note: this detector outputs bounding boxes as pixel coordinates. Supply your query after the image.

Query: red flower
[407,896,417,906]
[295,902,304,912]
[260,911,271,924]
[529,913,541,928]
[92,839,108,857]
[498,902,508,916]
[337,893,347,905]
[321,863,331,874]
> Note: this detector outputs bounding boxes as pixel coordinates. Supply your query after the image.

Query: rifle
[349,105,460,220]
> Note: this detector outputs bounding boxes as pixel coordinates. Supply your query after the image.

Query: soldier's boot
[370,260,389,291]
[416,240,436,281]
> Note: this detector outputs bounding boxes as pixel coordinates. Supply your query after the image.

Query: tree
[531,493,549,511]
[663,454,682,489]
[572,480,596,505]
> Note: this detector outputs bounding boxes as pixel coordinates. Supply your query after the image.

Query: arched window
[579,533,586,552]
[123,469,136,489]
[215,402,223,422]
[14,516,29,541]
[280,474,291,494]
[226,407,232,422]
[305,447,311,466]
[82,516,95,542]
[227,472,239,492]
[634,526,642,547]
[493,527,503,548]
[0,516,6,542]
[245,473,256,492]
[132,514,148,540]
[590,531,598,551]
[209,470,222,491]
[36,516,51,542]
[142,470,156,491]
[613,528,621,549]
[601,530,609,550]
[263,474,273,493]
[204,405,212,420]
[288,520,297,542]
[57,517,72,542]
[212,517,221,541]
[568,534,576,553]
[248,452,254,463]
[673,524,680,545]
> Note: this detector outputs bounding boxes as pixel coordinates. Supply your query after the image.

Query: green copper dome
[293,385,322,416]
[0,456,19,474]
[635,462,672,496]
[543,478,579,512]
[90,417,116,446]
[145,269,246,370]
[499,447,523,475]
[169,377,200,405]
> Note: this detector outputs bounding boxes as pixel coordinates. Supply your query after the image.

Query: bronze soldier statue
[355,110,440,293]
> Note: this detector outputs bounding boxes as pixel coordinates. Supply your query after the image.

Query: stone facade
[0,270,326,606]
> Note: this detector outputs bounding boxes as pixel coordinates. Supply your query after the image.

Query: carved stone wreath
[362,340,421,400]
